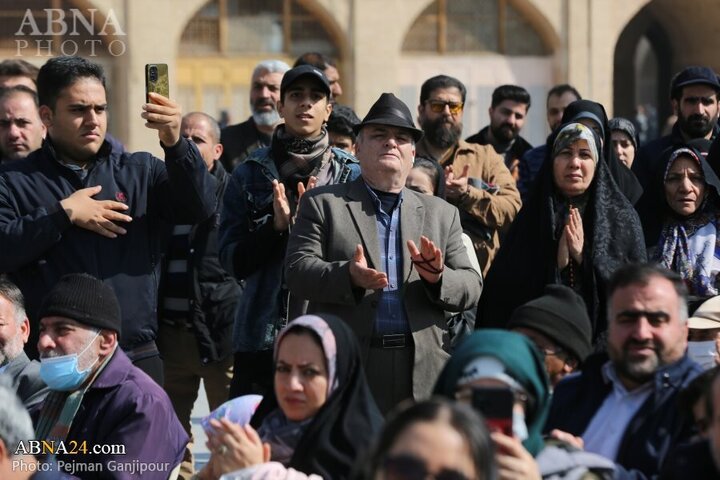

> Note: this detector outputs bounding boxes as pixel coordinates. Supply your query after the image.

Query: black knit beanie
[507,284,592,363]
[38,273,122,337]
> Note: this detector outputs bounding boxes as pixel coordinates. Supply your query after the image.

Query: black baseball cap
[280,65,331,99]
[670,66,720,98]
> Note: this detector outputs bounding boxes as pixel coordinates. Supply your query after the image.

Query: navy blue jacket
[0,137,216,355]
[517,144,547,204]
[158,161,242,364]
[545,353,702,479]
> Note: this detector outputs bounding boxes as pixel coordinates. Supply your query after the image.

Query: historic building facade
[0,0,715,152]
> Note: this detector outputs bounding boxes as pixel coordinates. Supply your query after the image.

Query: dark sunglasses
[425,100,464,114]
[383,454,472,480]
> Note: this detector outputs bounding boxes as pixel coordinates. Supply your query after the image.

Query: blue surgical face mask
[687,340,717,371]
[513,408,529,441]
[40,331,101,391]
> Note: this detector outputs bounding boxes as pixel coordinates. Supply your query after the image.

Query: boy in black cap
[286,92,482,413]
[507,284,592,387]
[219,65,360,399]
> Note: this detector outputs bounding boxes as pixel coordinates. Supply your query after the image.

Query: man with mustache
[545,264,703,478]
[633,66,720,190]
[415,75,520,275]
[466,84,533,182]
[219,60,290,171]
[34,273,187,479]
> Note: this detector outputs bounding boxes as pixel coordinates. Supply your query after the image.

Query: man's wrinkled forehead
[40,316,86,331]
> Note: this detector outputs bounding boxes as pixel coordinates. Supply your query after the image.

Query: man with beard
[545,264,702,478]
[0,276,47,408]
[466,84,533,182]
[219,60,290,171]
[415,75,520,275]
[633,66,720,190]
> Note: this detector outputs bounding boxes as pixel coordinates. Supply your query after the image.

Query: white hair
[252,60,290,78]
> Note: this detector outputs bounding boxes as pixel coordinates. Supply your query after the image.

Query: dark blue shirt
[364,184,410,335]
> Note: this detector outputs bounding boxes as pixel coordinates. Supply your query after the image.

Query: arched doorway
[177,0,343,124]
[614,0,720,144]
[399,0,558,145]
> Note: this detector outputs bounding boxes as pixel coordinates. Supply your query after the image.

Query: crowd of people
[0,52,720,480]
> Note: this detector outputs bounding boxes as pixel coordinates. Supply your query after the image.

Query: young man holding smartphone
[0,56,216,383]
[219,65,359,400]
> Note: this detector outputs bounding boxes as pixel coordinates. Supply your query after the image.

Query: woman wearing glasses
[358,398,496,480]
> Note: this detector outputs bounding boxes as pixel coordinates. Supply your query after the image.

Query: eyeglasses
[533,343,565,358]
[383,454,471,480]
[425,100,464,114]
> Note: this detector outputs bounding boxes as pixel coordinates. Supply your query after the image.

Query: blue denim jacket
[219,146,360,352]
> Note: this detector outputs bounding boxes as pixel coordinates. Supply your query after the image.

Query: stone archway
[177,0,346,119]
[613,0,720,141]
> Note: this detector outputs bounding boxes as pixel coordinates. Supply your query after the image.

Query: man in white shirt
[545,264,703,478]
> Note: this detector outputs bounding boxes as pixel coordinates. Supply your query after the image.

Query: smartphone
[471,386,514,436]
[145,63,169,103]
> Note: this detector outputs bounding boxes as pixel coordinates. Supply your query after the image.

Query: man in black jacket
[633,66,720,191]
[157,111,241,478]
[465,84,533,181]
[546,264,702,478]
[0,56,215,384]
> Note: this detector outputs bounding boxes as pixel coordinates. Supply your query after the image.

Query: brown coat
[419,139,521,275]
[285,179,482,402]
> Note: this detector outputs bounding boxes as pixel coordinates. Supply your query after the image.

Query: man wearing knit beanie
[34,273,187,479]
[507,284,592,387]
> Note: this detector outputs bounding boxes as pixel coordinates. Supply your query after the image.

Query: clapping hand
[444,164,470,200]
[349,244,388,290]
[272,176,317,232]
[200,418,270,480]
[407,235,444,284]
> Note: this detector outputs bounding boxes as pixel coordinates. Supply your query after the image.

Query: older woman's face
[274,332,328,421]
[553,139,596,197]
[664,155,706,217]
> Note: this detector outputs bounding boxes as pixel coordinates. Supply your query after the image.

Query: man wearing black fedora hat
[286,92,482,413]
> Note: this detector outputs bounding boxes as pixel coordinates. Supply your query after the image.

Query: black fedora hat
[354,93,424,142]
